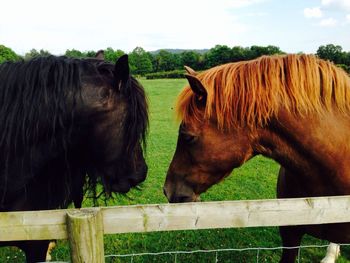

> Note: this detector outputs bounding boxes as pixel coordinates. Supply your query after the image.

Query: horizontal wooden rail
[1,195,350,241]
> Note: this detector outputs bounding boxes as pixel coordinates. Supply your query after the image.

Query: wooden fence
[1,195,350,262]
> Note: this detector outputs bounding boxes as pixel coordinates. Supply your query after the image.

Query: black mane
[0,57,81,200]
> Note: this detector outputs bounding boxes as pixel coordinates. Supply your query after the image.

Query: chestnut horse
[164,54,350,262]
[278,168,342,262]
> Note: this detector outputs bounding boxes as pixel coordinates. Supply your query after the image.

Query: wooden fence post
[67,208,105,263]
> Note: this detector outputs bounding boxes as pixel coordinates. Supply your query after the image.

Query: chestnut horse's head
[164,67,256,203]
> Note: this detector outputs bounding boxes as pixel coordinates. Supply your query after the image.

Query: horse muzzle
[108,162,148,194]
[163,179,200,203]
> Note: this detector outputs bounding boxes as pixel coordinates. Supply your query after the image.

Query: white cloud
[319,17,338,26]
[304,1,350,26]
[304,7,323,18]
[347,14,350,20]
[321,0,350,11]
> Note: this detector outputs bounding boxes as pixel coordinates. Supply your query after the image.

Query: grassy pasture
[1,79,350,262]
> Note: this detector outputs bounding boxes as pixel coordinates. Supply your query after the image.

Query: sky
[0,0,349,55]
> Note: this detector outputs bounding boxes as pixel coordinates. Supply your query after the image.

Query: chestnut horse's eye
[181,133,197,144]
[179,124,197,144]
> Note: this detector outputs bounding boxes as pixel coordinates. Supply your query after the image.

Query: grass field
[1,79,350,262]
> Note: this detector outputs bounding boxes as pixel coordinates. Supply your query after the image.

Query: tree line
[0,44,349,75]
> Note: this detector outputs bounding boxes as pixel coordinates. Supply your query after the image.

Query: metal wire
[38,243,348,262]
[105,243,350,259]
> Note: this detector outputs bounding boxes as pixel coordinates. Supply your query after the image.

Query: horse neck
[254,109,350,176]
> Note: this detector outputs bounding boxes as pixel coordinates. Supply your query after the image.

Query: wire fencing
[4,243,348,262]
[104,243,350,263]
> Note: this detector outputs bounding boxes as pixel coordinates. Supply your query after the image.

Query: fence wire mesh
[104,243,350,263]
[7,242,349,262]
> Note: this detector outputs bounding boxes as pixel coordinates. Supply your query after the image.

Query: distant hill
[149,49,209,54]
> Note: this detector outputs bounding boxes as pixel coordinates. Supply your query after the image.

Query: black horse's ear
[95,50,104,60]
[185,74,207,101]
[115,54,130,88]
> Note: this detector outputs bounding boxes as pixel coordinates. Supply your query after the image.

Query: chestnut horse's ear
[184,66,197,76]
[95,50,105,60]
[185,74,207,100]
[115,54,130,88]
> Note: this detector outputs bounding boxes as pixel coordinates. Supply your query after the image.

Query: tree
[247,45,283,59]
[344,52,350,66]
[264,45,283,55]
[204,45,233,68]
[180,51,201,70]
[0,45,20,63]
[154,50,181,72]
[316,44,344,64]
[129,47,153,75]
[24,49,51,60]
[85,50,97,58]
[231,46,248,62]
[65,49,86,58]
[104,47,125,63]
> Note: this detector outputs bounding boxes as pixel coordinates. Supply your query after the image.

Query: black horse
[0,54,148,262]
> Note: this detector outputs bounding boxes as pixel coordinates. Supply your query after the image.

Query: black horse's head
[0,54,148,208]
[80,55,149,194]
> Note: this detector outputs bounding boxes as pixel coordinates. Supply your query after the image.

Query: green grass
[1,78,350,262]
